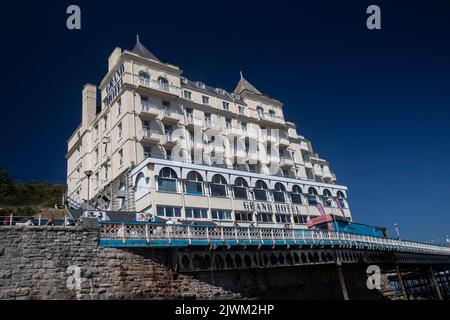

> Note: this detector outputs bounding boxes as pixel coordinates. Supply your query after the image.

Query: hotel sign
[106,63,125,107]
[243,201,301,215]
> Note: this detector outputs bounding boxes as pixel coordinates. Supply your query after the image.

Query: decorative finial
[240,71,244,79]
[136,34,140,44]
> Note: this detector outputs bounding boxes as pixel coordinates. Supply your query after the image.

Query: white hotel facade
[66,38,351,228]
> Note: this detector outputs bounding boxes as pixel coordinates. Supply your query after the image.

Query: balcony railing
[258,112,285,124]
[136,78,181,96]
[98,222,450,256]
[141,129,163,141]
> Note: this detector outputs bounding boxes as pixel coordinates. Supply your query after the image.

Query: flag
[316,202,326,216]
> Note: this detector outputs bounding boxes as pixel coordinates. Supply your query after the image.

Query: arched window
[254,180,268,201]
[268,109,276,118]
[210,174,227,197]
[233,177,248,199]
[337,191,346,199]
[158,76,169,91]
[158,167,178,193]
[185,171,204,195]
[291,185,303,204]
[336,191,347,209]
[322,189,332,207]
[138,71,150,85]
[135,173,146,195]
[118,183,126,208]
[256,106,264,115]
[307,187,318,205]
[273,183,286,203]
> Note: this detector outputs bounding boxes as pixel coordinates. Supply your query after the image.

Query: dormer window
[222,101,229,110]
[197,82,206,89]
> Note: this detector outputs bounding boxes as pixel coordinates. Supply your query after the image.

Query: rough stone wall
[0,226,374,300]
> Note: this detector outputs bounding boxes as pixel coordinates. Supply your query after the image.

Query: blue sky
[0,0,449,242]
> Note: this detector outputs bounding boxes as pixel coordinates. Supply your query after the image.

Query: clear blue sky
[0,0,449,242]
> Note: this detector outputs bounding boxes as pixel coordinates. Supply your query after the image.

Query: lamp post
[393,223,401,240]
[84,170,93,208]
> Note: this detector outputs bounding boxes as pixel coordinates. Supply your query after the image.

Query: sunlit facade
[66,38,351,228]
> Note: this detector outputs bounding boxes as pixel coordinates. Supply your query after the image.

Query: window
[118,122,123,139]
[94,125,99,141]
[337,191,346,208]
[156,206,181,218]
[183,90,192,100]
[210,174,227,197]
[204,112,211,126]
[268,109,276,118]
[162,100,170,107]
[322,189,332,207]
[103,142,108,155]
[273,183,286,203]
[307,187,318,205]
[293,215,308,224]
[240,121,247,131]
[275,214,291,224]
[256,213,273,223]
[185,171,204,195]
[222,101,229,110]
[185,208,208,219]
[291,185,303,204]
[117,98,122,116]
[202,95,210,105]
[95,148,99,164]
[157,167,178,193]
[138,71,150,85]
[95,172,99,189]
[238,106,245,115]
[211,210,232,221]
[235,212,253,222]
[104,164,109,179]
[256,106,264,114]
[233,177,248,199]
[144,147,152,159]
[225,118,232,129]
[118,149,123,167]
[254,180,268,201]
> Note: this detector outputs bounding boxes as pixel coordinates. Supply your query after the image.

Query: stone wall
[0,225,375,300]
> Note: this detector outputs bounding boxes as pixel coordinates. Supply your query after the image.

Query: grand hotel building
[66,38,351,228]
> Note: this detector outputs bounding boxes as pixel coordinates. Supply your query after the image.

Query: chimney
[108,47,122,72]
[82,84,97,127]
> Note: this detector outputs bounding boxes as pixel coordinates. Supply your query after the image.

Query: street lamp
[84,170,93,208]
[393,223,401,240]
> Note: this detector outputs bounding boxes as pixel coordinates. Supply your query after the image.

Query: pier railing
[98,222,450,255]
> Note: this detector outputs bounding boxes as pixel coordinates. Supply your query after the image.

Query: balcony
[185,114,203,128]
[258,112,285,126]
[140,129,163,144]
[279,135,290,147]
[136,78,181,98]
[300,141,310,152]
[280,156,294,168]
[139,102,160,118]
[162,132,179,146]
[159,108,181,123]
[203,119,219,131]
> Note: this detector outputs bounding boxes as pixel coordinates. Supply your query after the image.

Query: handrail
[98,222,450,255]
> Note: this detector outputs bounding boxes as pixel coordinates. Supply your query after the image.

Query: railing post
[292,229,297,244]
[206,227,210,243]
[145,224,150,244]
[235,227,239,243]
[221,227,225,242]
[259,228,263,243]
[271,229,275,244]
[248,228,251,242]
[64,215,68,226]
[9,214,13,226]
[187,226,192,245]
[121,223,126,244]
[38,214,41,226]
